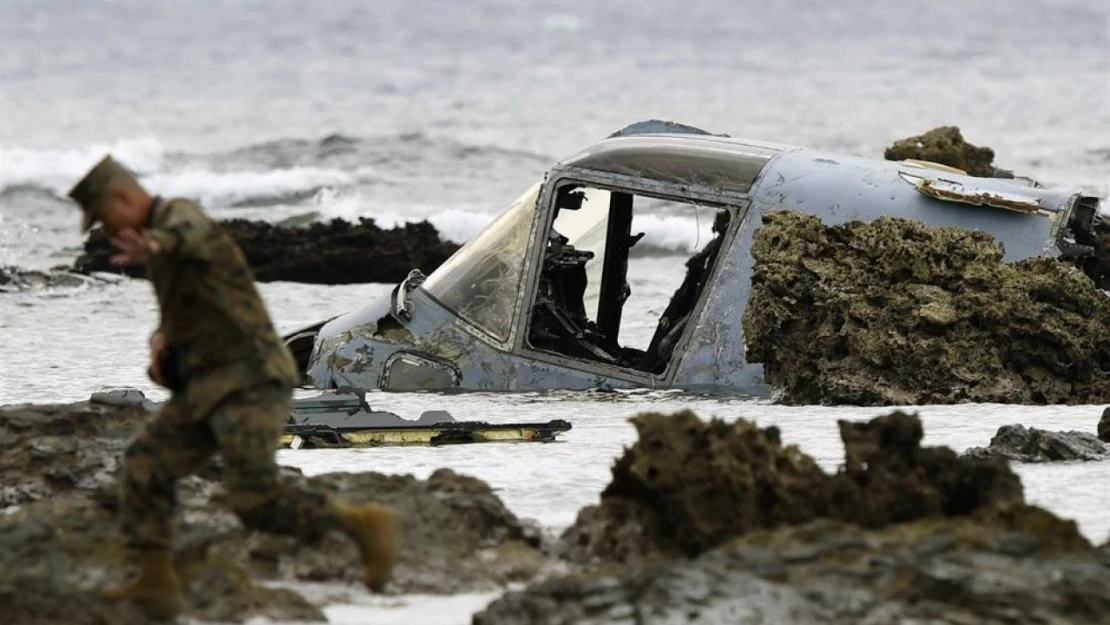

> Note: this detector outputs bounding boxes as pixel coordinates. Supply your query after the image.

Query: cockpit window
[422,182,541,341]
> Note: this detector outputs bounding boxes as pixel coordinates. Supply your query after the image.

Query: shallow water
[2,0,1108,621]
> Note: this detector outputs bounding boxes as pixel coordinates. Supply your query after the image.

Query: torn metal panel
[901,172,1045,214]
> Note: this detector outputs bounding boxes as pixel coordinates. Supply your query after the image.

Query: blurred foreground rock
[0,395,549,624]
[557,410,1028,564]
[5,396,1108,625]
[883,125,997,177]
[73,217,459,284]
[963,423,1110,462]
[0,265,115,293]
[742,211,1110,405]
[476,410,1110,625]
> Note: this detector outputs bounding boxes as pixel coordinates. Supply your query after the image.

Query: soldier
[68,156,400,620]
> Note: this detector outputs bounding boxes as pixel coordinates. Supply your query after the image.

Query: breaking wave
[0,132,548,209]
[144,167,355,207]
[0,137,166,195]
[315,189,711,254]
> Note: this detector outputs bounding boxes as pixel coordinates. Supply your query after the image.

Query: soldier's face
[98,189,147,234]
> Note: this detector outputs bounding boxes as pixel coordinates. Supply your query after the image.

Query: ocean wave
[0,137,166,195]
[0,132,549,208]
[314,189,710,254]
[144,166,354,207]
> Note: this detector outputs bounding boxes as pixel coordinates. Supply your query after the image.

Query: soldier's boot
[332,500,401,592]
[103,551,183,620]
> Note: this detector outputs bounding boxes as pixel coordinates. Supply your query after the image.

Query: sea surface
[1,1,1108,623]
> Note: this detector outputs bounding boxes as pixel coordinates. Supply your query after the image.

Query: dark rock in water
[482,409,1104,625]
[0,265,107,293]
[477,515,1108,625]
[73,217,460,284]
[742,211,1110,405]
[0,396,551,624]
[559,411,828,562]
[559,410,1024,564]
[963,423,1110,462]
[884,126,997,177]
[1101,408,1110,443]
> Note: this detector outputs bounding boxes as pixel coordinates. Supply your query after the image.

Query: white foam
[0,137,165,194]
[0,138,353,207]
[313,188,711,253]
[631,212,716,255]
[315,190,493,243]
[145,166,354,207]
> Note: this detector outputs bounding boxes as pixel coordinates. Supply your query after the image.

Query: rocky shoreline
[963,423,1110,463]
[474,410,1110,625]
[73,217,460,285]
[2,396,1107,624]
[2,216,459,293]
[0,394,554,625]
[0,265,125,293]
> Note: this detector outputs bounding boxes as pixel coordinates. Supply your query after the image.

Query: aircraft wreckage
[284,121,1102,395]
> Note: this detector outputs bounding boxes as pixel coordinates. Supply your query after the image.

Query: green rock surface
[742,211,1110,405]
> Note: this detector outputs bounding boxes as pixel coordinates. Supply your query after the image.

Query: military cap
[68,155,132,232]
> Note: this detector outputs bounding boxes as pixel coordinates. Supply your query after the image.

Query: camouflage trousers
[119,382,336,552]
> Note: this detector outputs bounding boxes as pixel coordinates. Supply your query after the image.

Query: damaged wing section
[283,390,571,447]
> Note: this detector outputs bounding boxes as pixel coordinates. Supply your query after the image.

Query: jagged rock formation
[5,396,1107,625]
[884,125,997,177]
[963,423,1110,462]
[476,410,1109,625]
[476,513,1107,625]
[742,211,1110,405]
[0,395,548,624]
[73,217,459,284]
[0,266,113,293]
[559,410,1026,564]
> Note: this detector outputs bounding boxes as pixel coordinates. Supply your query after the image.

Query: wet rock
[559,411,826,562]
[73,217,460,284]
[1100,407,1110,443]
[0,265,105,293]
[884,126,997,177]
[559,410,1023,564]
[963,424,1110,462]
[481,410,1103,625]
[229,468,553,594]
[0,497,325,625]
[742,210,1110,405]
[0,395,554,623]
[477,516,1108,625]
[0,399,148,507]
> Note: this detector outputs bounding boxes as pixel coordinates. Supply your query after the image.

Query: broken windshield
[422,182,541,341]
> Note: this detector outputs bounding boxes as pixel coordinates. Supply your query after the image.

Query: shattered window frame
[421,182,542,342]
[515,167,748,382]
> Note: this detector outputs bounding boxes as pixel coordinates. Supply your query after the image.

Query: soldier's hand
[110,229,161,266]
[148,330,167,387]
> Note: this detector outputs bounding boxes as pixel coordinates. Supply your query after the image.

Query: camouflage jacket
[147,197,299,417]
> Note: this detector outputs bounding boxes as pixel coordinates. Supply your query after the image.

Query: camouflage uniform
[120,197,336,552]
